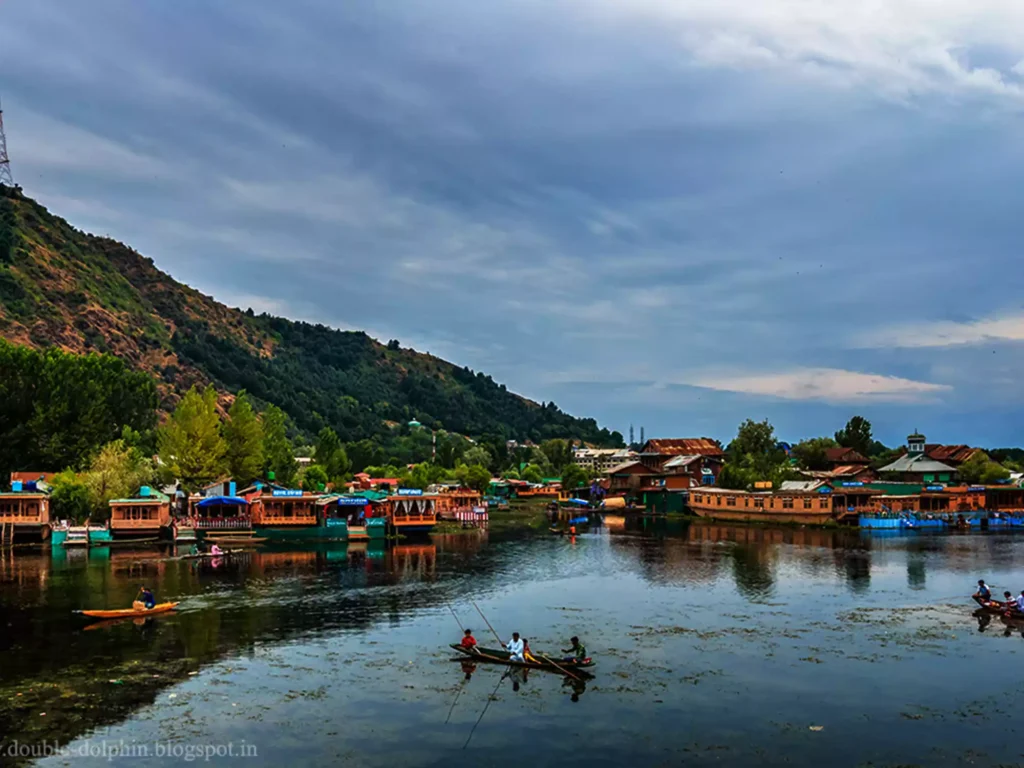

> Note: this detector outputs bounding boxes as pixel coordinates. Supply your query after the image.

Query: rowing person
[561,636,587,664]
[460,628,478,652]
[1002,591,1015,609]
[210,543,224,556]
[1015,590,1024,614]
[506,632,525,662]
[974,579,992,601]
[140,586,156,610]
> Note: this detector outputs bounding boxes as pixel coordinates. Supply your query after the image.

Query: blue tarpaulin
[196,496,249,507]
[564,498,589,506]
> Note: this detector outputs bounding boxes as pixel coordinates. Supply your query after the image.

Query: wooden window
[754,497,764,508]
[726,496,736,507]
[782,497,794,509]
[803,498,812,509]
[744,497,750,508]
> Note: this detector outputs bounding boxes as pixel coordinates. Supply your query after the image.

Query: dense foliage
[0,338,157,480]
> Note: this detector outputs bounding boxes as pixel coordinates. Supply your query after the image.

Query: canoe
[449,644,595,677]
[179,549,242,560]
[972,595,1024,619]
[203,537,267,545]
[76,601,180,619]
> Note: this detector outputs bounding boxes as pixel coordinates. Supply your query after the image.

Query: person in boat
[1015,590,1024,614]
[210,543,224,556]
[140,586,156,610]
[506,632,525,662]
[561,636,587,664]
[522,637,539,664]
[974,580,992,601]
[569,525,577,536]
[460,628,478,652]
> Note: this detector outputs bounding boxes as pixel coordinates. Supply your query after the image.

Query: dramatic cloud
[0,0,1021,444]
[682,368,951,404]
[856,312,1024,348]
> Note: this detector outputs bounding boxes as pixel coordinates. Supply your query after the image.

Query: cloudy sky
[2,0,1023,447]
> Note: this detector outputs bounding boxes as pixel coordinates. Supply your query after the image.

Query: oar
[445,598,466,632]
[463,669,508,750]
[471,599,504,647]
[535,651,583,682]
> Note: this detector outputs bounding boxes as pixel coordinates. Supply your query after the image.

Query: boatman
[1016,590,1024,613]
[561,636,587,664]
[507,632,525,662]
[140,586,156,610]
[460,628,478,652]
[975,579,992,601]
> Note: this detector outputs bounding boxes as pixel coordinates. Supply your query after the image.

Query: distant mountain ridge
[0,185,622,447]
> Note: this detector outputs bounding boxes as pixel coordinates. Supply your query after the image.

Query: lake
[2,519,1023,767]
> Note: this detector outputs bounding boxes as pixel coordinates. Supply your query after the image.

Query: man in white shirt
[506,632,525,662]
[1016,591,1024,613]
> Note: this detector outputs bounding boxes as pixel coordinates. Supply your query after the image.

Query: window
[782,497,794,509]
[717,495,723,506]
[803,498,812,509]
[726,496,736,507]
[744,497,750,508]
[754,498,764,508]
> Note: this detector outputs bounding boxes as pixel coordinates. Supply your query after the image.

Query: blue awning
[564,498,590,506]
[196,496,249,507]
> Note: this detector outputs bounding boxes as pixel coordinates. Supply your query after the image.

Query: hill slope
[0,185,621,447]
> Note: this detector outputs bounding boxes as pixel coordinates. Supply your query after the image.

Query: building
[878,433,957,483]
[572,447,638,476]
[688,486,845,525]
[823,447,871,469]
[108,487,172,540]
[638,438,725,483]
[0,479,52,542]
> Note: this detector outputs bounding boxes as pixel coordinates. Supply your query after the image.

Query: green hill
[0,184,622,451]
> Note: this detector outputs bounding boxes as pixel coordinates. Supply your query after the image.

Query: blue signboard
[818,487,832,494]
[335,497,369,506]
[325,518,347,527]
[397,488,423,496]
[968,486,985,492]
[841,482,863,487]
[272,489,304,497]
[925,485,944,492]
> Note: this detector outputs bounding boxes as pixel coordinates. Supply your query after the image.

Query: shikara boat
[203,536,268,545]
[972,595,1024,619]
[179,549,243,560]
[76,602,180,619]
[449,644,595,677]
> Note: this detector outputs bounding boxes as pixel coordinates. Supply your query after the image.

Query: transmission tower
[0,97,14,187]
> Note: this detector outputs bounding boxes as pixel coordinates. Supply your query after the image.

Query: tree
[540,439,574,473]
[315,427,351,482]
[791,437,839,471]
[959,451,1011,485]
[464,464,492,494]
[84,439,155,520]
[301,464,329,493]
[223,391,264,486]
[157,386,226,493]
[561,463,589,490]
[728,419,786,479]
[521,464,544,484]
[49,470,93,524]
[262,405,296,485]
[463,446,493,471]
[835,416,873,458]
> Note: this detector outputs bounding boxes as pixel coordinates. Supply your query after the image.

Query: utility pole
[0,96,13,187]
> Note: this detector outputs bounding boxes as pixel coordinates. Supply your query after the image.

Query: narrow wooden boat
[972,595,1024,619]
[203,536,267,545]
[179,549,243,560]
[449,644,595,677]
[76,601,180,619]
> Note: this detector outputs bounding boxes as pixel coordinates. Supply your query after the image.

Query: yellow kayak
[77,601,179,619]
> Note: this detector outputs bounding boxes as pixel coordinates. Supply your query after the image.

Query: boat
[549,527,578,536]
[972,595,1024,619]
[449,644,595,676]
[203,536,268,545]
[76,601,180,619]
[179,549,244,560]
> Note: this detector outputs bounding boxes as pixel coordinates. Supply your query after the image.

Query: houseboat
[385,490,438,534]
[688,485,848,525]
[433,487,483,520]
[108,486,172,540]
[189,494,253,536]
[316,494,388,541]
[0,480,52,544]
[249,486,321,541]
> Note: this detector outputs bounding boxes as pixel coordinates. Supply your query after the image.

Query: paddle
[471,599,504,648]
[534,651,583,683]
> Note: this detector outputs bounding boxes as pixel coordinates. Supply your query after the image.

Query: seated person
[562,636,587,664]
[460,629,478,651]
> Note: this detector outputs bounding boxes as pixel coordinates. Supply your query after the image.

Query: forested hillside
[0,184,622,458]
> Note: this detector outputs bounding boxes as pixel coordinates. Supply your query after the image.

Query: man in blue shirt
[140,586,156,610]
[975,580,992,601]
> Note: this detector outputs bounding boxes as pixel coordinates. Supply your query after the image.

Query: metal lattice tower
[0,97,14,188]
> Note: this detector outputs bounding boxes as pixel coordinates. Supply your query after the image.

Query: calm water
[3,520,1024,767]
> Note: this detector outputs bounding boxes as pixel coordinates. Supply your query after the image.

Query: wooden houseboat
[434,487,483,520]
[688,486,851,525]
[316,495,387,541]
[385,491,438,534]
[189,494,253,535]
[0,480,52,543]
[108,486,172,540]
[249,487,321,540]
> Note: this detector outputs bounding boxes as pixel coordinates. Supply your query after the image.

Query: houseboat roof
[109,490,170,504]
[779,480,829,493]
[640,438,724,458]
[195,495,249,507]
[878,454,956,474]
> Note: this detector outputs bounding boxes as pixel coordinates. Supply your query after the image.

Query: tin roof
[824,447,869,464]
[878,454,956,474]
[925,444,979,464]
[641,439,724,457]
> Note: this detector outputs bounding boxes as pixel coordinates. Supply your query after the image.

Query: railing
[392,514,437,525]
[258,514,318,526]
[194,517,252,529]
[110,517,164,529]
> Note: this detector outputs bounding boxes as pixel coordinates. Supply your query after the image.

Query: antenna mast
[0,97,14,187]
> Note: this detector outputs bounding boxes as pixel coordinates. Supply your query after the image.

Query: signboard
[818,487,832,494]
[925,485,944,492]
[272,489,304,497]
[841,482,863,487]
[397,488,423,496]
[968,486,985,492]
[325,518,347,527]
[335,497,369,506]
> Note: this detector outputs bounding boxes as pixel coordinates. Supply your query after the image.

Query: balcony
[110,517,163,530]
[257,514,318,526]
[194,517,252,530]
